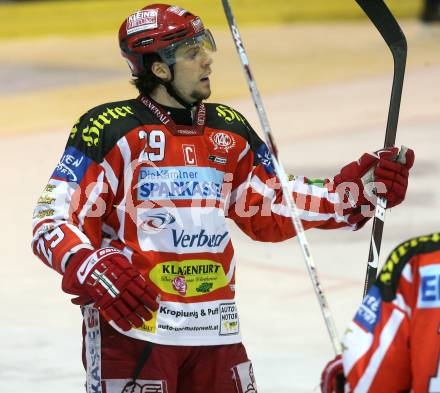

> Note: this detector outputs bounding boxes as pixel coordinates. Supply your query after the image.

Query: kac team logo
[209,132,236,153]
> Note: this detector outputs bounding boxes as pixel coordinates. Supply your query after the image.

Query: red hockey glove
[62,247,159,331]
[375,146,414,208]
[320,355,345,393]
[333,146,414,226]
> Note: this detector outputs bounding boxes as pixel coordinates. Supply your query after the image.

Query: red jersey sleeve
[226,135,359,242]
[31,114,121,274]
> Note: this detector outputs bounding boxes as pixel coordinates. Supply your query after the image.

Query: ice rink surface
[0,22,439,393]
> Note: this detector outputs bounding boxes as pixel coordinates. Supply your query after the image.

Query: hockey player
[321,232,440,393]
[32,4,415,393]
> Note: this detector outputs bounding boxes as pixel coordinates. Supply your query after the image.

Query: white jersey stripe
[228,174,351,226]
[290,176,340,204]
[342,321,374,375]
[78,171,105,227]
[100,158,118,196]
[116,137,133,242]
[354,309,405,393]
[69,224,94,244]
[101,222,118,240]
[271,202,350,224]
[228,173,252,210]
[228,172,275,211]
[60,243,94,273]
[225,256,236,283]
[401,263,413,283]
[123,245,134,263]
[100,222,118,249]
[249,174,276,199]
[393,293,412,318]
[237,142,250,163]
[230,175,342,214]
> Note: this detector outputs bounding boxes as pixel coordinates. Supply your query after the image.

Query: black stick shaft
[355,0,407,296]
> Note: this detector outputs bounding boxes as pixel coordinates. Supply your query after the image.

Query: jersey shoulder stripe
[66,99,157,163]
[377,232,440,301]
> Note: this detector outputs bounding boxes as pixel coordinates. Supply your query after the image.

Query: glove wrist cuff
[76,247,123,284]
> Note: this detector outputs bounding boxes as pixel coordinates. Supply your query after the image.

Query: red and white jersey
[32,97,357,346]
[342,233,440,393]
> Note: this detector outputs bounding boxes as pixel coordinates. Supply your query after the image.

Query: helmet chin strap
[162,65,198,109]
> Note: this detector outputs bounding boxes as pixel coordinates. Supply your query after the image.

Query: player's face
[171,43,213,104]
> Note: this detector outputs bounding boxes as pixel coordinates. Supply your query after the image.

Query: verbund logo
[172,229,228,249]
[136,207,230,254]
[140,212,176,234]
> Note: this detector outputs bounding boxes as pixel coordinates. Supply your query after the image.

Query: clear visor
[158,29,216,65]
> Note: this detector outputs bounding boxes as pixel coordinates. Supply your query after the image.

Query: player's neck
[150,86,190,109]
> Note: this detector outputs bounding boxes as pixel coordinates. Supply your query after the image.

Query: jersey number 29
[138,130,166,162]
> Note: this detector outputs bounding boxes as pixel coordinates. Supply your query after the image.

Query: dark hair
[131,53,163,96]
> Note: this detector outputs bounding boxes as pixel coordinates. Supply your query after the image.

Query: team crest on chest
[209,132,236,153]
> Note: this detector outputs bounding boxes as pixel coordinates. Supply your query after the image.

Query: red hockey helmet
[119,4,216,76]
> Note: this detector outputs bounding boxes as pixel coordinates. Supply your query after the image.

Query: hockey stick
[222,0,341,355]
[355,0,407,296]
